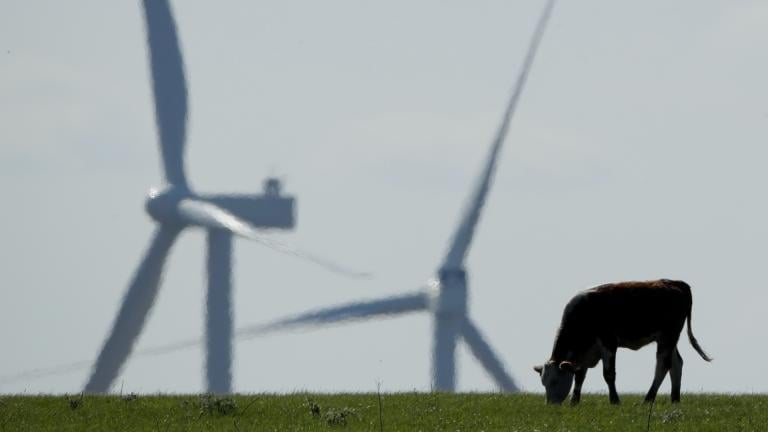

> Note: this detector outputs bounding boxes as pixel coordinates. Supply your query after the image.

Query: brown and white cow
[534,279,711,405]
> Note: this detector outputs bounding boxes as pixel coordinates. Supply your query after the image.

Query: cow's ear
[559,361,576,373]
[533,365,543,375]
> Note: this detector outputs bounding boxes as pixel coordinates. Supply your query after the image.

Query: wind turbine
[227,0,557,392]
[84,0,365,395]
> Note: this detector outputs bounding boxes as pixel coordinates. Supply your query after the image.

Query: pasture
[0,393,765,431]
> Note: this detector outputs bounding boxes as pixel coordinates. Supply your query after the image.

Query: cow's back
[580,279,691,348]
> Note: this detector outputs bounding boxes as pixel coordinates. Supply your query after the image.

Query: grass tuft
[322,406,358,427]
[304,397,322,418]
[66,393,83,411]
[121,393,138,403]
[197,394,237,416]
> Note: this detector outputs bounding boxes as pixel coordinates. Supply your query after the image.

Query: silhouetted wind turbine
[225,0,557,392]
[83,0,366,395]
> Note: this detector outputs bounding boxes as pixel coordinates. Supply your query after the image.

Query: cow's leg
[570,369,587,406]
[600,345,620,404]
[644,344,674,403]
[669,348,683,403]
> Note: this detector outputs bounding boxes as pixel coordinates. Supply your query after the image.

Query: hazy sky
[1,0,767,395]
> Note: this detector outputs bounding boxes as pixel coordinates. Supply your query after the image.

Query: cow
[533,279,711,405]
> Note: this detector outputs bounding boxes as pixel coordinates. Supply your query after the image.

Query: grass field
[0,393,766,431]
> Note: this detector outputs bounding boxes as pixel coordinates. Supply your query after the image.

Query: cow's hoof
[569,398,580,406]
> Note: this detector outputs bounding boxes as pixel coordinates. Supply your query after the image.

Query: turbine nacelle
[429,268,468,317]
[145,181,297,230]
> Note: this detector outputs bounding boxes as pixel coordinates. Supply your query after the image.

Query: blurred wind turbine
[228,0,557,392]
[83,0,367,395]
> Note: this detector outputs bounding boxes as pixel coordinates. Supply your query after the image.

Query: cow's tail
[680,281,712,362]
[687,312,712,361]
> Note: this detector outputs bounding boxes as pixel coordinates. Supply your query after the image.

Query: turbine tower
[228,0,557,392]
[84,0,365,395]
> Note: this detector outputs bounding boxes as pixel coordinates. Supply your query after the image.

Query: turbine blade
[83,226,181,393]
[440,0,556,270]
[177,199,372,278]
[0,361,92,385]
[112,291,430,358]
[236,291,430,339]
[460,317,519,392]
[142,0,189,187]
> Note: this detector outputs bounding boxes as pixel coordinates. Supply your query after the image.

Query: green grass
[0,393,766,431]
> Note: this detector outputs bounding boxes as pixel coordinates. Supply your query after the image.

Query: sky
[1,0,767,395]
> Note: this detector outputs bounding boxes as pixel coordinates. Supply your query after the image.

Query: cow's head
[533,360,576,404]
